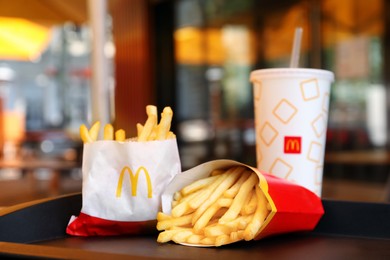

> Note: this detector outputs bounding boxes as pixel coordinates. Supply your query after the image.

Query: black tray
[0,193,389,259]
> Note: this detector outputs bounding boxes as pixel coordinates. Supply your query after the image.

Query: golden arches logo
[284,136,301,154]
[116,166,153,198]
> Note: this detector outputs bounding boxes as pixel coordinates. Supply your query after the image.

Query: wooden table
[325,149,390,165]
[0,193,389,259]
[325,149,390,201]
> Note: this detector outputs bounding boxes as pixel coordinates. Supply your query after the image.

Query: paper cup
[250,68,334,196]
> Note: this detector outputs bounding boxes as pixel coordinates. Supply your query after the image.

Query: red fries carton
[160,160,324,245]
[66,138,181,236]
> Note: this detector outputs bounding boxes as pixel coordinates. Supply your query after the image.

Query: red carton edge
[250,166,324,239]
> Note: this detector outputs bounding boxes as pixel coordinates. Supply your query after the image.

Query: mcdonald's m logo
[116,166,153,198]
[284,136,301,154]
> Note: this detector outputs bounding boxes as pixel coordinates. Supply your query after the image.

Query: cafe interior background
[0,0,389,207]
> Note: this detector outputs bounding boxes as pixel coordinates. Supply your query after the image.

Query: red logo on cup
[284,136,301,154]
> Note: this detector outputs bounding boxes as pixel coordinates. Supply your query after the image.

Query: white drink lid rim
[250,68,334,82]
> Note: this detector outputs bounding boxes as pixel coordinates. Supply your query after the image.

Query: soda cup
[250,68,334,196]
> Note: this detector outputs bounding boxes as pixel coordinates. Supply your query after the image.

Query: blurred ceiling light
[0,17,51,61]
[0,65,15,81]
[68,39,88,57]
[178,119,214,142]
[104,40,115,58]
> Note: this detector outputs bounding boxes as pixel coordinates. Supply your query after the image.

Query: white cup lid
[250,68,335,82]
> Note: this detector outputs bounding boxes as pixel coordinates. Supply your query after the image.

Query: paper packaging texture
[67,138,181,236]
[161,159,324,243]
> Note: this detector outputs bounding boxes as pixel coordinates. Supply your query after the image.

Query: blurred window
[174,0,386,165]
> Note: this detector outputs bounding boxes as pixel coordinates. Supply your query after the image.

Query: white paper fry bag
[67,138,181,236]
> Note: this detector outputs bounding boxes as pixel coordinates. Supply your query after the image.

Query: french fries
[103,124,114,140]
[79,105,175,143]
[156,107,173,140]
[156,166,271,247]
[115,129,126,141]
[138,105,175,141]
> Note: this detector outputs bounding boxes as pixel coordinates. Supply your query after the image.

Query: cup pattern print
[253,77,330,196]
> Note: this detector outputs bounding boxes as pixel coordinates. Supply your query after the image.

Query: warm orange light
[174,26,256,65]
[322,0,383,46]
[3,111,25,143]
[174,27,208,65]
[0,17,51,61]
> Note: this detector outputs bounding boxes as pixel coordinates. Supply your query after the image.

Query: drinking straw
[289,27,303,68]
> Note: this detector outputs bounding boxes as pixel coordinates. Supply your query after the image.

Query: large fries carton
[160,159,324,245]
[66,138,181,236]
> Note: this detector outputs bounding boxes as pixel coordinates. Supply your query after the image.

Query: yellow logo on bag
[116,166,153,198]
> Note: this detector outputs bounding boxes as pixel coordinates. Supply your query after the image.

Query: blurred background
[0,0,389,206]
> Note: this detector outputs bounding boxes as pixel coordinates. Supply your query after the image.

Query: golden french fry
[115,129,126,141]
[218,198,233,208]
[138,114,157,141]
[223,214,252,232]
[243,218,261,241]
[204,224,231,237]
[157,212,172,222]
[188,173,227,210]
[224,171,250,198]
[173,191,182,201]
[171,200,193,218]
[146,105,158,125]
[175,188,204,204]
[213,208,228,218]
[136,123,143,137]
[103,124,114,140]
[219,173,258,224]
[215,234,230,247]
[136,105,158,141]
[244,186,269,241]
[200,237,215,245]
[192,168,242,224]
[230,230,245,242]
[193,202,221,233]
[181,174,219,196]
[171,191,206,217]
[193,198,232,233]
[80,124,93,143]
[171,189,203,215]
[148,125,158,141]
[172,230,193,243]
[89,121,101,141]
[167,131,176,139]
[157,229,182,243]
[238,215,253,229]
[240,189,253,215]
[156,214,193,231]
[156,106,173,140]
[241,190,257,215]
[186,234,204,244]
